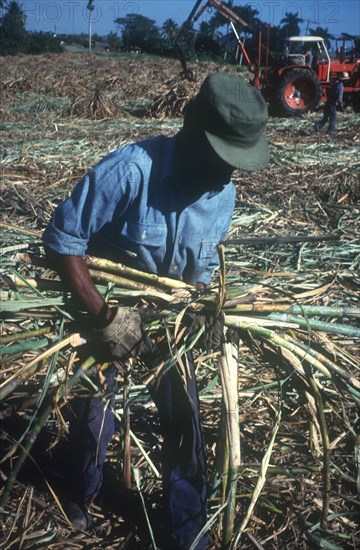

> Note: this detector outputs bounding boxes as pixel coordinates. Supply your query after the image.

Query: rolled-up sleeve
[43,153,140,256]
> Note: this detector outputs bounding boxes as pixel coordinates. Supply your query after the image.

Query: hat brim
[205,130,270,172]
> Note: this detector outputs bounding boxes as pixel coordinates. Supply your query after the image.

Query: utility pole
[87,0,95,53]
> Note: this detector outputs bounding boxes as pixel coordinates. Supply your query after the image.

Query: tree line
[0,0,63,55]
[0,0,339,59]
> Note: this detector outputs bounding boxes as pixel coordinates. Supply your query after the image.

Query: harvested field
[1,53,359,550]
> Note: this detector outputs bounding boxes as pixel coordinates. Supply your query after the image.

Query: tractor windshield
[282,38,330,71]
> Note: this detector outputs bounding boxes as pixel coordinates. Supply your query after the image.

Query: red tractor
[175,0,360,116]
[269,35,360,115]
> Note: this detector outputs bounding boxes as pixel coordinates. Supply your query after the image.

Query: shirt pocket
[199,239,218,260]
[121,221,167,249]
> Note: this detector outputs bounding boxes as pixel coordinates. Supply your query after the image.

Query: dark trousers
[67,354,207,550]
[67,366,118,504]
[314,103,337,135]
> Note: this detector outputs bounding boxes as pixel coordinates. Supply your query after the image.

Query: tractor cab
[283,36,331,77]
[282,36,336,85]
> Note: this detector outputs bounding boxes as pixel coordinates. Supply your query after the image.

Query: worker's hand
[195,282,207,293]
[92,307,161,364]
[226,327,240,346]
[184,312,225,350]
[181,282,225,349]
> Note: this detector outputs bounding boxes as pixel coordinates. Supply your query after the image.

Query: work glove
[226,327,240,346]
[184,312,225,350]
[92,307,161,364]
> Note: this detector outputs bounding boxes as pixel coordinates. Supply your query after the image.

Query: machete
[220,234,341,246]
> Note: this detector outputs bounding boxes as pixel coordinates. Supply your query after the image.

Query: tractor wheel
[274,69,321,116]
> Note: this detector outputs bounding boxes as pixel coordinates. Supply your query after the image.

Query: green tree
[160,18,179,56]
[115,13,160,53]
[264,24,286,64]
[309,26,334,49]
[176,20,196,59]
[0,0,27,55]
[27,31,62,54]
[205,1,260,63]
[162,18,178,44]
[280,12,304,38]
[208,1,260,34]
[195,21,222,57]
[107,31,122,51]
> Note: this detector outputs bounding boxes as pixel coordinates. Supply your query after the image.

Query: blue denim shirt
[42,135,236,285]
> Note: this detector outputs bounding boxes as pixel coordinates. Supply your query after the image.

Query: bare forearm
[45,249,113,326]
[59,256,105,316]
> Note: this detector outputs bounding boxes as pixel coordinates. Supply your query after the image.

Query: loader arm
[174,0,255,80]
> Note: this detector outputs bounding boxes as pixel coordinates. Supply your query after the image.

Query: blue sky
[19,1,360,38]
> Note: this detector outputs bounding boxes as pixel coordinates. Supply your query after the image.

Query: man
[303,47,313,67]
[43,72,269,549]
[314,73,344,137]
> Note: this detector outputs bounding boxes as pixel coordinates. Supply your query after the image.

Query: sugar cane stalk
[1,337,54,358]
[268,313,360,337]
[211,400,228,541]
[0,334,84,402]
[225,304,360,317]
[123,365,132,490]
[219,341,240,548]
[0,327,52,346]
[231,406,282,549]
[88,269,174,302]
[86,256,192,290]
[304,365,331,529]
[226,320,360,398]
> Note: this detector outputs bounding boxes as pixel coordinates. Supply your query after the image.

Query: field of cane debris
[1,53,359,550]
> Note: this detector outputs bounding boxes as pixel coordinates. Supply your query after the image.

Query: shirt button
[140,230,147,240]
[172,264,178,272]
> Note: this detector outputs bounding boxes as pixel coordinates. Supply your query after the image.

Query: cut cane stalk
[219,342,240,548]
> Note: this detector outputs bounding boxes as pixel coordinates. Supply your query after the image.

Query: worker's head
[182,72,269,174]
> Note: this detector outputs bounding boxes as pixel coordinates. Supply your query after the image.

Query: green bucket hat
[185,73,269,171]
